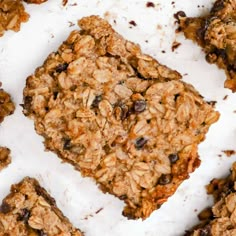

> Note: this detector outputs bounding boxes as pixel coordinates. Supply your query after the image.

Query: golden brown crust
[0,177,83,236]
[178,0,236,92]
[185,162,236,236]
[23,15,219,219]
[0,0,29,37]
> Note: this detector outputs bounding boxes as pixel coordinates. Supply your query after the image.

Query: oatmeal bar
[177,0,236,91]
[23,15,220,219]
[0,84,15,123]
[0,177,83,235]
[185,162,236,236]
[0,0,29,37]
[0,147,11,171]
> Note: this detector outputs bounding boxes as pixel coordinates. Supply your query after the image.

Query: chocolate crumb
[173,11,186,23]
[95,208,103,214]
[223,95,228,100]
[129,20,137,27]
[146,2,155,8]
[171,41,181,52]
[55,63,68,73]
[161,50,166,53]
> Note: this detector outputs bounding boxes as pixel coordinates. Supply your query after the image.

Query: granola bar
[0,177,83,235]
[0,84,15,123]
[0,147,11,171]
[185,162,236,236]
[177,0,236,92]
[0,0,29,37]
[23,15,220,219]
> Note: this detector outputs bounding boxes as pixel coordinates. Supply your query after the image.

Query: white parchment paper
[0,0,236,235]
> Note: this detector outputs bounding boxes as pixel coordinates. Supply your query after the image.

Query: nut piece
[0,177,83,235]
[178,0,236,92]
[0,0,29,37]
[0,147,11,171]
[186,162,236,236]
[23,15,219,219]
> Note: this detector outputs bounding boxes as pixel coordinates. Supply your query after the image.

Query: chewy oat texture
[0,177,83,235]
[0,84,15,123]
[177,0,236,92]
[0,147,11,171]
[23,15,220,219]
[0,0,29,37]
[186,162,236,236]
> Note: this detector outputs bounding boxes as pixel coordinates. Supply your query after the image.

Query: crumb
[218,154,222,157]
[171,41,181,52]
[161,50,166,53]
[146,2,155,8]
[157,24,162,30]
[129,20,137,27]
[69,3,77,6]
[95,208,103,214]
[68,21,75,27]
[62,0,68,6]
[222,150,236,157]
[183,73,188,76]
[207,101,217,107]
[223,95,228,100]
[145,40,149,43]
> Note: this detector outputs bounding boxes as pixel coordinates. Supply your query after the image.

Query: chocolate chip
[0,201,11,213]
[55,63,68,73]
[158,174,172,185]
[129,20,137,26]
[91,95,102,108]
[63,138,71,150]
[168,154,179,164]
[174,94,180,101]
[173,11,186,23]
[17,208,30,222]
[135,137,148,150]
[53,91,58,100]
[134,100,146,113]
[211,0,224,13]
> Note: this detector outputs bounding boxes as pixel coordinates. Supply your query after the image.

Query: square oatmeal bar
[185,162,236,236]
[177,0,236,91]
[0,177,83,235]
[23,15,220,219]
